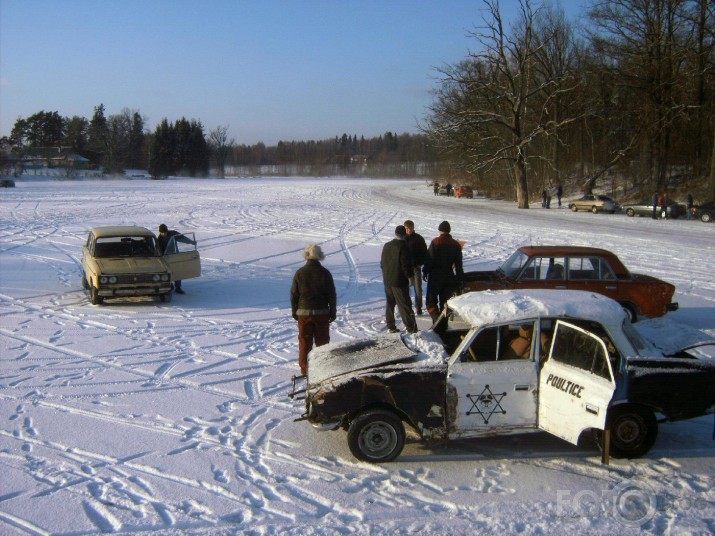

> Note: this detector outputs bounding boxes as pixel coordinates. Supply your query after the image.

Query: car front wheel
[570,205,578,212]
[347,409,405,463]
[702,213,711,223]
[626,208,636,217]
[591,206,598,214]
[598,407,658,459]
[90,284,103,305]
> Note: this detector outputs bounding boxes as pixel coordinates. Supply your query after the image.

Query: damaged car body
[291,289,715,464]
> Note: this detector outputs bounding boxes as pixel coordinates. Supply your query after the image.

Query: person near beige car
[290,244,337,376]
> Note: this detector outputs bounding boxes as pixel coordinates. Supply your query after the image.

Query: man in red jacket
[423,221,464,323]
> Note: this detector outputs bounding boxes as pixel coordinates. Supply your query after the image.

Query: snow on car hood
[309,331,448,385]
[448,289,626,328]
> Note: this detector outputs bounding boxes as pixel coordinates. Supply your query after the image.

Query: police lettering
[545,374,584,399]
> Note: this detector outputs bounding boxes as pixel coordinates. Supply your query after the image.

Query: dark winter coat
[291,260,337,319]
[381,238,413,287]
[405,232,428,267]
[423,233,464,285]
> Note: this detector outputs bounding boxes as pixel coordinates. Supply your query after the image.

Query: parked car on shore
[568,194,620,214]
[292,289,715,463]
[81,226,200,305]
[454,186,474,198]
[461,245,678,321]
[0,178,15,187]
[691,201,714,223]
[622,198,686,219]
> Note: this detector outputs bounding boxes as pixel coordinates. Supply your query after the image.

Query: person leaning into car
[423,220,464,323]
[157,223,195,294]
[290,244,337,377]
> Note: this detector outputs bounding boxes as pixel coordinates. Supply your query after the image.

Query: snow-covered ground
[1,177,713,535]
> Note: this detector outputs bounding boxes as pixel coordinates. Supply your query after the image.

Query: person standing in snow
[404,220,428,315]
[380,225,418,334]
[557,184,563,207]
[423,220,464,323]
[290,244,337,377]
[157,223,195,294]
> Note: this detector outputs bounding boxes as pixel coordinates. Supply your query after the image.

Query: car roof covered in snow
[91,225,155,238]
[447,289,627,328]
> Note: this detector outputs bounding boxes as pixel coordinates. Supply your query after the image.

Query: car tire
[90,284,103,305]
[347,409,405,463]
[81,271,89,290]
[597,406,658,459]
[591,206,598,214]
[620,302,638,323]
[701,213,711,223]
[570,205,578,212]
[626,208,635,217]
[160,290,172,303]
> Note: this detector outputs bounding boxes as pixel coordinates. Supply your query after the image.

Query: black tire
[81,271,89,290]
[620,302,637,323]
[90,284,103,305]
[160,290,172,303]
[591,206,598,214]
[598,407,658,459]
[347,409,405,463]
[702,213,711,223]
[626,208,635,217]
[570,204,578,212]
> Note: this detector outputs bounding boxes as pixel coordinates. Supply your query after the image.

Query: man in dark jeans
[423,221,464,323]
[380,225,418,334]
[404,220,427,315]
[290,244,337,377]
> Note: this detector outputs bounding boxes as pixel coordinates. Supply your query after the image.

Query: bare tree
[425,0,581,207]
[208,126,235,178]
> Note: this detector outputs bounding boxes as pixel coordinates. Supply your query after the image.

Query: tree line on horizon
[2,0,713,202]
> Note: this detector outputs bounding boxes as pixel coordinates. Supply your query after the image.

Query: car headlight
[161,274,169,282]
[152,274,161,282]
[108,276,117,284]
[99,276,108,284]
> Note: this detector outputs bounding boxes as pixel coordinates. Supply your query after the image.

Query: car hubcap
[359,421,397,457]
[613,415,643,446]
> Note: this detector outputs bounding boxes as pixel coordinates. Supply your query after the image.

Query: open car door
[162,232,201,281]
[538,321,616,445]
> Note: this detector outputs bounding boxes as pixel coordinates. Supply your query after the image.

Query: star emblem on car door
[466,385,507,424]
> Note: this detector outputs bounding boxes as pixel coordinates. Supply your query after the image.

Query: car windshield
[499,250,529,278]
[622,319,649,354]
[94,236,158,258]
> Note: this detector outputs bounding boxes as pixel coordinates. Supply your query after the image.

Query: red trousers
[298,315,330,375]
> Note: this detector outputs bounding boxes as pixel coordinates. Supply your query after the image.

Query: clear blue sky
[0,0,586,146]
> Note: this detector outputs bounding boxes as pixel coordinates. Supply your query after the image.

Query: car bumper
[98,285,172,297]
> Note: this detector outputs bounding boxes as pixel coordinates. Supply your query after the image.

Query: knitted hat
[438,221,451,233]
[304,244,325,261]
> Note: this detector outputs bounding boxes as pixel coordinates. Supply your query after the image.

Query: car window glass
[500,250,529,278]
[549,321,614,381]
[521,257,566,280]
[165,232,197,255]
[459,326,501,362]
[94,236,157,258]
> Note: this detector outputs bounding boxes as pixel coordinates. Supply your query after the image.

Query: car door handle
[586,404,599,415]
[514,384,530,391]
[553,285,567,289]
[605,286,617,290]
